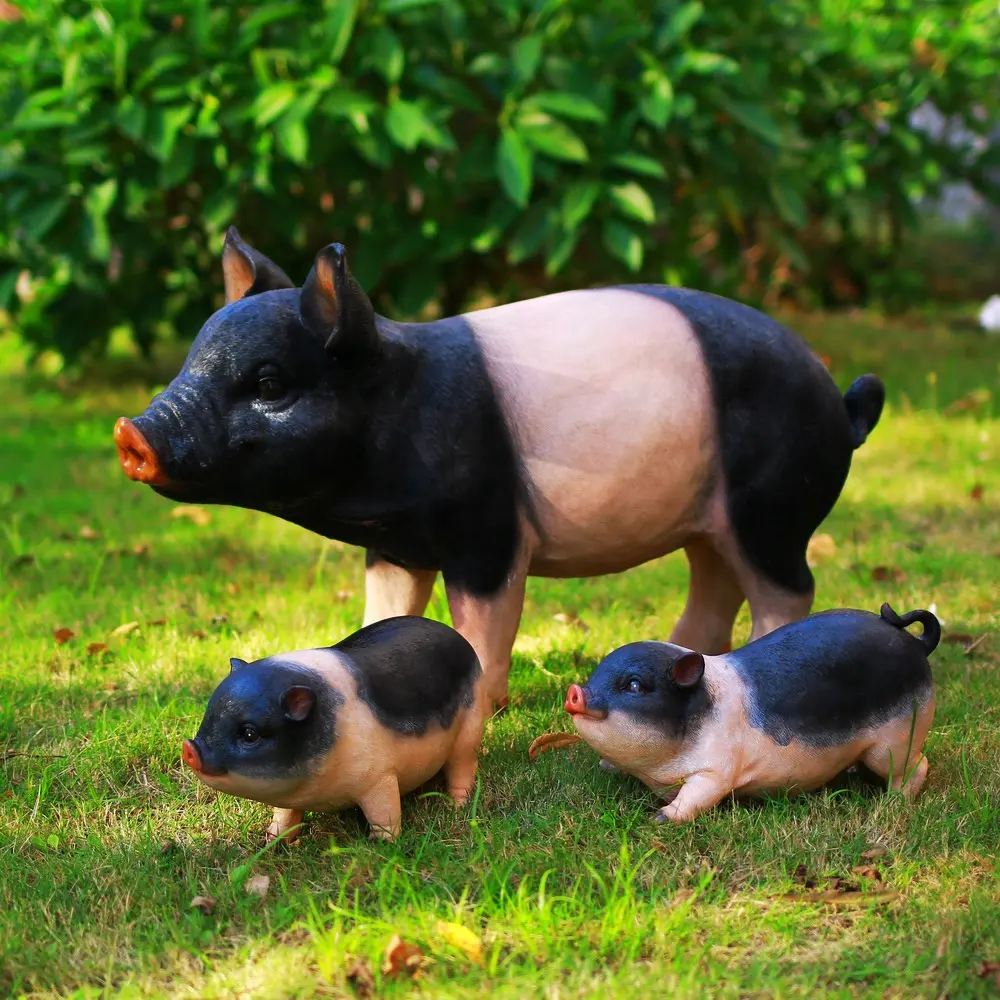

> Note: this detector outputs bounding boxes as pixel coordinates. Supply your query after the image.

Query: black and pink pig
[117,228,885,708]
[182,616,486,841]
[565,604,938,822]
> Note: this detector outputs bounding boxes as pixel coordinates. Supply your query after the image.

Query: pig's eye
[257,376,285,402]
[625,678,646,694]
[239,724,261,745]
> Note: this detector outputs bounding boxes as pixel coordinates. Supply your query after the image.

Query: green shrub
[1,0,998,359]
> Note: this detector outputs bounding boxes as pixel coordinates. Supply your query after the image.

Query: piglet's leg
[358,774,402,840]
[363,553,437,626]
[266,807,304,844]
[654,774,730,824]
[446,569,528,711]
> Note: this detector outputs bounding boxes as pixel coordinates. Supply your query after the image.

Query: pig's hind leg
[669,538,746,653]
[444,702,486,806]
[363,553,437,627]
[860,702,934,802]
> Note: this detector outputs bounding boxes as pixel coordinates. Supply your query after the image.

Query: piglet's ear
[671,652,705,689]
[222,226,294,304]
[299,242,379,356]
[281,685,315,722]
[229,657,248,673]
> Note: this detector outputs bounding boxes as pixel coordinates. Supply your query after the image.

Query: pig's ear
[222,226,294,304]
[670,652,705,689]
[281,685,316,722]
[229,657,248,673]
[299,242,379,356]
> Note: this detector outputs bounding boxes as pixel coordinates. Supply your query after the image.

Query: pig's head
[115,227,383,509]
[565,642,710,773]
[182,655,339,806]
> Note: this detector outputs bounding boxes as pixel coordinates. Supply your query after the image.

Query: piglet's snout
[114,417,169,486]
[182,738,226,777]
[565,684,607,719]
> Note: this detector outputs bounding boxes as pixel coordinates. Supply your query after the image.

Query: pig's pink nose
[565,684,587,715]
[181,739,202,772]
[114,417,170,486]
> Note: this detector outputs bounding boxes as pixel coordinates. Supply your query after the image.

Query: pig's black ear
[670,652,705,689]
[299,242,379,356]
[222,226,294,304]
[229,657,248,673]
[280,685,316,722]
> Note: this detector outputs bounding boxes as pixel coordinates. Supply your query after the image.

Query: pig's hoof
[265,822,301,845]
[448,788,472,807]
[489,697,510,718]
[654,803,688,825]
[599,759,620,773]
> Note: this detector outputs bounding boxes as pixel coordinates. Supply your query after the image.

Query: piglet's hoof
[599,759,620,772]
[654,803,688,825]
[265,821,302,846]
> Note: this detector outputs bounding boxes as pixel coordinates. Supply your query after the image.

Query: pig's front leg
[654,773,731,824]
[362,552,437,626]
[266,807,304,844]
[445,567,528,711]
[358,774,402,839]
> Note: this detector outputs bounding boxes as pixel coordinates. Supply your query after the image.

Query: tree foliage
[1,0,998,357]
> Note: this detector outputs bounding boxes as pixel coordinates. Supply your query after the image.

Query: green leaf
[133,53,187,94]
[147,105,193,162]
[517,116,588,163]
[384,100,430,151]
[202,190,238,232]
[656,1,704,50]
[20,197,69,242]
[521,91,606,123]
[380,0,441,10]
[496,129,533,208]
[603,220,643,271]
[13,108,77,132]
[720,99,785,146]
[770,179,807,228]
[507,207,551,265]
[0,270,17,311]
[322,89,378,119]
[610,152,667,180]
[545,228,580,276]
[251,84,297,127]
[561,181,600,229]
[369,27,404,84]
[678,51,739,76]
[84,179,118,262]
[639,75,674,129]
[511,36,542,85]
[327,0,358,62]
[115,96,147,142]
[469,53,506,77]
[608,182,656,224]
[275,118,309,164]
[159,137,195,188]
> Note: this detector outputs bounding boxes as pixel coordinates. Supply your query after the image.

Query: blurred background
[0,0,998,370]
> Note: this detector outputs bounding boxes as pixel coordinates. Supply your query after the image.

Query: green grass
[2,312,1000,999]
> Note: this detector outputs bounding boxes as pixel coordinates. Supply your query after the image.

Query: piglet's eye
[240,724,260,745]
[626,679,645,694]
[257,376,285,402]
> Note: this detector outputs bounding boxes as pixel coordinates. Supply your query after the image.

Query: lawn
[2,310,999,999]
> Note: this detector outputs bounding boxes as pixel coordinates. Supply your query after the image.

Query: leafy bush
[1,0,998,359]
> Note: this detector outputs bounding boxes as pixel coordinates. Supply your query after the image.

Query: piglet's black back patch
[333,616,481,735]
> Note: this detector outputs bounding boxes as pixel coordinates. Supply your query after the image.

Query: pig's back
[332,616,481,736]
[729,610,933,748]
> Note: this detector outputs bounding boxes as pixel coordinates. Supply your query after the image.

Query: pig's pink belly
[734,739,868,796]
[527,536,688,578]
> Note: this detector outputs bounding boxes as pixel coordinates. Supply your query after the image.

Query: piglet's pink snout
[565,684,606,719]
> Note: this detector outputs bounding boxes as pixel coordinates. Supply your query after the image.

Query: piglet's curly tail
[880,603,941,655]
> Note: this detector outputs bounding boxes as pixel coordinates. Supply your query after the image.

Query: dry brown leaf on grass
[382,934,426,979]
[53,628,74,645]
[806,533,837,567]
[528,732,583,761]
[970,483,984,503]
[10,554,34,569]
[345,957,375,997]
[86,642,108,656]
[190,895,216,915]
[132,543,150,557]
[244,874,270,897]
[435,920,484,964]
[147,618,167,627]
[861,846,888,860]
[778,888,900,907]
[171,506,212,527]
[110,621,140,637]
[872,565,906,584]
[977,961,1000,987]
[851,865,883,881]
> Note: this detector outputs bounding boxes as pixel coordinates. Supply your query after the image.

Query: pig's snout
[114,417,169,486]
[182,738,225,777]
[565,684,607,719]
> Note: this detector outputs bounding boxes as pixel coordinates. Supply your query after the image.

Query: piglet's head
[115,228,382,510]
[566,642,709,771]
[183,656,338,806]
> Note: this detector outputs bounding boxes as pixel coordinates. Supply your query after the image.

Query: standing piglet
[182,616,485,841]
[565,604,938,822]
[116,228,886,709]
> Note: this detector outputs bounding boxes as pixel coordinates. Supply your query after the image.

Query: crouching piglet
[182,616,486,841]
[565,604,938,823]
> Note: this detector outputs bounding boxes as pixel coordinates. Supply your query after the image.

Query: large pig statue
[565,603,938,822]
[116,228,885,708]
